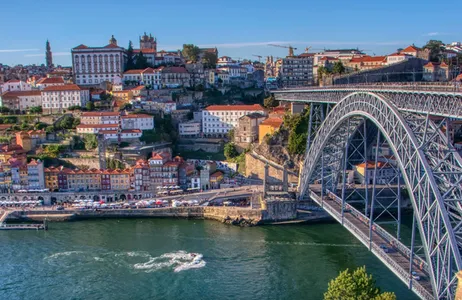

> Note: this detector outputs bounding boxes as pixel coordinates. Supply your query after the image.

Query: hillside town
[0,34,461,201]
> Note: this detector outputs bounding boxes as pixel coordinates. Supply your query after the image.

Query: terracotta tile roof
[121,114,152,119]
[1,90,41,97]
[131,86,146,91]
[210,171,224,178]
[104,43,121,49]
[298,53,315,57]
[73,44,88,49]
[0,124,12,130]
[6,79,20,83]
[77,124,119,129]
[260,117,283,128]
[205,104,264,111]
[388,52,406,57]
[123,69,145,75]
[356,161,392,169]
[81,111,119,117]
[99,130,118,134]
[43,84,81,91]
[161,66,188,73]
[121,129,142,133]
[402,45,420,52]
[37,77,64,84]
[142,67,159,74]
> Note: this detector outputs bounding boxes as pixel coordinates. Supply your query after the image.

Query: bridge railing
[276,82,462,94]
[325,190,429,272]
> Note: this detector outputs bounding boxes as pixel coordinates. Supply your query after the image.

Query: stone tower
[45,40,53,69]
[139,32,157,52]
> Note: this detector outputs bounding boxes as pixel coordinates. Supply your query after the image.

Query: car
[56,206,64,211]
[411,271,421,281]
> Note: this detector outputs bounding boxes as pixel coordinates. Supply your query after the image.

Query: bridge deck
[309,189,434,299]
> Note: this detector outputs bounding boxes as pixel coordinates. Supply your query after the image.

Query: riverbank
[4,206,331,227]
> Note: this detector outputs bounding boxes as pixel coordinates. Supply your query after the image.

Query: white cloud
[195,40,406,49]
[422,32,450,37]
[24,52,70,57]
[0,48,40,53]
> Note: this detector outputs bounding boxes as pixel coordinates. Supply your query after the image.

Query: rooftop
[36,77,65,85]
[43,84,82,91]
[205,104,264,111]
[77,124,119,129]
[260,117,283,128]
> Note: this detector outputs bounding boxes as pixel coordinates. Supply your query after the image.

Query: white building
[27,159,45,189]
[217,56,238,67]
[386,53,411,65]
[354,161,397,185]
[0,90,42,111]
[76,124,119,134]
[71,35,126,86]
[123,67,161,89]
[42,84,90,113]
[190,175,201,189]
[179,121,201,137]
[1,79,32,93]
[100,129,142,140]
[120,114,154,130]
[217,65,246,78]
[80,111,120,125]
[202,104,266,136]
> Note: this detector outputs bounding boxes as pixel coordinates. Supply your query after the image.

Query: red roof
[356,161,391,169]
[205,104,264,111]
[1,90,41,97]
[260,117,283,128]
[121,129,142,133]
[402,45,420,53]
[134,49,156,54]
[123,69,144,75]
[210,171,224,178]
[100,130,118,134]
[161,66,188,74]
[74,44,88,49]
[37,77,64,84]
[77,124,119,129]
[121,114,152,119]
[43,84,81,91]
[82,111,119,117]
[6,79,20,83]
[131,86,146,91]
[298,53,315,57]
[104,43,120,49]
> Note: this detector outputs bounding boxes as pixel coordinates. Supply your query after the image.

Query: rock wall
[245,152,298,184]
[61,158,101,169]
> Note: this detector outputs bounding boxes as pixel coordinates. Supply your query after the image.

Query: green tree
[29,106,42,114]
[34,122,47,130]
[72,117,81,128]
[317,66,329,80]
[227,128,235,141]
[423,40,445,62]
[202,52,218,68]
[324,266,396,300]
[83,134,98,150]
[43,145,62,158]
[263,95,278,108]
[86,101,95,111]
[0,106,10,114]
[120,103,133,110]
[125,41,136,70]
[45,125,55,134]
[332,61,346,74]
[135,51,149,69]
[224,143,238,160]
[57,115,75,130]
[182,44,200,62]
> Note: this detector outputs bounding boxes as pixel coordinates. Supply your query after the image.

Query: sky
[0,0,460,66]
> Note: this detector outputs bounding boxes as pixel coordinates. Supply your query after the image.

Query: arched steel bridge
[274,86,462,299]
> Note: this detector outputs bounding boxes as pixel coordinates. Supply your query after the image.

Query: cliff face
[253,128,302,173]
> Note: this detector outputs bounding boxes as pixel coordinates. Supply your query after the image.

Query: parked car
[411,271,421,281]
[379,244,389,253]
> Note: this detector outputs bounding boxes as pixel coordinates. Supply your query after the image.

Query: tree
[56,115,75,130]
[72,117,81,128]
[332,61,346,74]
[43,144,62,158]
[227,128,235,141]
[34,122,47,130]
[83,134,98,150]
[264,95,278,108]
[45,125,55,134]
[324,266,396,300]
[423,40,445,62]
[182,44,200,62]
[86,101,95,111]
[202,52,218,68]
[29,106,42,114]
[317,66,329,80]
[120,103,133,111]
[0,106,10,113]
[224,143,238,160]
[135,51,149,69]
[125,41,136,71]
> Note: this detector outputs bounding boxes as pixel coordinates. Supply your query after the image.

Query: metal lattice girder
[274,88,462,119]
[299,92,462,299]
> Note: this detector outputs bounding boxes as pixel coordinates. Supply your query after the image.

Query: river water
[0,219,417,300]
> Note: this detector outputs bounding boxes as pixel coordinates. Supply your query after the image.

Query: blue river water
[0,219,417,299]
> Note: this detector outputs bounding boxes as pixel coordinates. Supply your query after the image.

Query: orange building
[258,117,284,143]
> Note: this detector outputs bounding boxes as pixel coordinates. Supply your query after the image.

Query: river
[0,219,417,300]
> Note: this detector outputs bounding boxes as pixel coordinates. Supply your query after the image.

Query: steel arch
[299,92,462,299]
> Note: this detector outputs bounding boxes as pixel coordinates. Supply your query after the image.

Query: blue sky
[0,0,459,66]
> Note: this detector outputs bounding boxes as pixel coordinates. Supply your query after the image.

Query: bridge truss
[289,91,462,299]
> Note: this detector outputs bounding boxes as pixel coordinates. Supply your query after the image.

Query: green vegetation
[106,158,125,169]
[120,103,133,110]
[0,116,18,124]
[55,115,80,130]
[182,44,200,62]
[135,51,149,69]
[202,52,218,69]
[83,134,98,150]
[86,101,95,111]
[42,144,66,158]
[28,106,43,114]
[224,142,239,160]
[324,266,396,300]
[140,115,177,144]
[125,41,136,71]
[332,61,346,74]
[283,109,310,155]
[224,142,247,175]
[423,40,444,62]
[263,95,278,108]
[176,150,225,161]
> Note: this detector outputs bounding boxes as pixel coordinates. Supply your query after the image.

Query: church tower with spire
[45,40,53,69]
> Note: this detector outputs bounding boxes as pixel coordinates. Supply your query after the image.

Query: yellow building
[44,167,60,191]
[67,169,102,191]
[258,117,283,143]
[112,90,133,102]
[108,169,131,191]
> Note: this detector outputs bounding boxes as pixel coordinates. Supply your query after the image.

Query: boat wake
[45,250,206,273]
